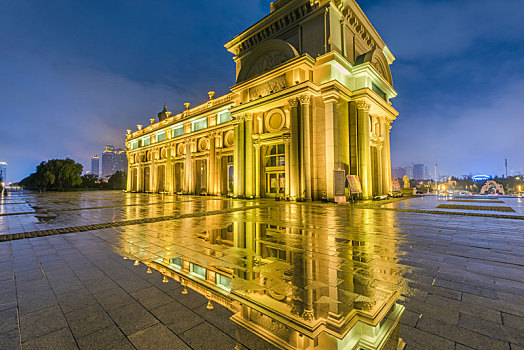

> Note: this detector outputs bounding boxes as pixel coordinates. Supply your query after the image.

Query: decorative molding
[288,98,299,108]
[299,95,311,105]
[248,75,286,100]
[356,100,371,111]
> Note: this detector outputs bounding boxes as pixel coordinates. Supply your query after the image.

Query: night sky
[1,0,523,182]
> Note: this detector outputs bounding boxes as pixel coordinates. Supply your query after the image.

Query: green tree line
[20,158,126,191]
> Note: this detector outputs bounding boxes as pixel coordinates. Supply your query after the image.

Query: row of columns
[127,95,393,200]
[128,132,231,195]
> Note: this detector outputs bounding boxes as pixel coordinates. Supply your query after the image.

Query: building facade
[91,155,100,177]
[126,0,399,200]
[0,162,6,184]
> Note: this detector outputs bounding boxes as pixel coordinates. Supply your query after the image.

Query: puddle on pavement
[119,221,405,349]
[35,214,58,222]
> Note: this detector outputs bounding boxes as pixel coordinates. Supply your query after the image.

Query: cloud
[391,78,524,176]
[367,0,524,61]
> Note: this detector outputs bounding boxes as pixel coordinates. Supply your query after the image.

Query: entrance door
[228,165,234,194]
[266,171,285,196]
[264,144,285,197]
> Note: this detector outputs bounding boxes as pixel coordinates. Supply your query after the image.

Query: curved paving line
[0,204,268,242]
[377,207,524,220]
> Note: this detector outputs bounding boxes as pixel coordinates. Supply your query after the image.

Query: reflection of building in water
[125,0,399,200]
[120,212,405,349]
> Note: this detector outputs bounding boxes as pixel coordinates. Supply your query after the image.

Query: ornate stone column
[382,120,392,193]
[254,140,261,198]
[216,152,223,195]
[323,94,340,199]
[357,101,372,199]
[233,117,246,196]
[289,98,300,198]
[244,114,254,197]
[184,139,192,193]
[377,144,383,195]
[299,95,312,199]
[126,152,132,191]
[284,135,291,197]
[208,132,216,195]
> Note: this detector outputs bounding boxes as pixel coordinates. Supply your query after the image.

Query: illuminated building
[91,155,100,177]
[126,0,399,200]
[412,164,424,180]
[0,162,6,184]
[102,145,127,178]
[102,145,115,177]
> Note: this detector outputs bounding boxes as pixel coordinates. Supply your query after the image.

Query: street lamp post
[434,163,438,195]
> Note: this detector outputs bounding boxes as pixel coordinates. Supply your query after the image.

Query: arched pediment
[355,49,393,86]
[237,39,298,83]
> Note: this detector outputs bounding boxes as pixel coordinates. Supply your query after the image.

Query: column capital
[283,134,291,144]
[288,98,299,108]
[299,94,311,105]
[356,100,371,112]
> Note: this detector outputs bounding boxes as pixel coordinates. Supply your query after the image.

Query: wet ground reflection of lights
[0,191,523,350]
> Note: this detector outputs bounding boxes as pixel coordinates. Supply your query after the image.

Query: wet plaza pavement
[0,191,523,349]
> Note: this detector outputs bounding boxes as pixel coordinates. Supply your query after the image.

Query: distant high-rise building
[114,148,128,173]
[91,156,100,177]
[392,167,406,179]
[101,145,116,177]
[413,164,425,180]
[0,162,7,184]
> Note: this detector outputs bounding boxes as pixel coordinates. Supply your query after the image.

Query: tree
[20,158,83,191]
[81,174,100,188]
[107,171,127,190]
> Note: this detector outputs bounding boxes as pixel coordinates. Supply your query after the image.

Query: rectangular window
[170,258,182,269]
[131,141,138,150]
[189,263,206,279]
[265,144,285,167]
[191,118,208,132]
[156,132,166,142]
[372,82,387,101]
[216,273,231,290]
[172,126,184,138]
[142,137,150,146]
[217,111,232,125]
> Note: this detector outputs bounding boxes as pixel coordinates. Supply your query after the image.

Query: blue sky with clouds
[1,0,523,182]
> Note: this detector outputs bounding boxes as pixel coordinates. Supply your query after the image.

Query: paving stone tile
[179,321,236,350]
[151,301,204,334]
[115,276,152,293]
[76,326,134,350]
[417,315,510,350]
[0,307,19,334]
[192,302,236,338]
[502,313,524,331]
[165,287,207,310]
[65,304,114,338]
[93,287,136,310]
[57,288,98,313]
[131,286,173,310]
[400,325,455,350]
[128,324,190,349]
[0,329,20,350]
[108,302,158,336]
[22,328,77,350]
[19,305,68,342]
